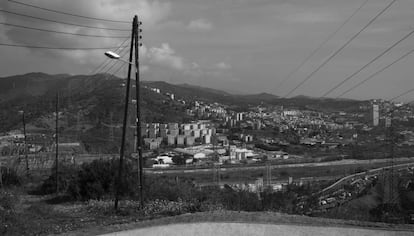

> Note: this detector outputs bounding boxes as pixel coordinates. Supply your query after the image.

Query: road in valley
[145,157,414,175]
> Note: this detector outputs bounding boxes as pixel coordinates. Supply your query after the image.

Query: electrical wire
[323,28,414,97]
[110,63,128,79]
[275,0,369,91]
[8,0,130,23]
[95,58,117,75]
[0,9,129,31]
[337,48,414,98]
[92,56,116,75]
[390,87,414,102]
[284,0,398,98]
[90,38,130,74]
[102,49,130,76]
[0,22,128,38]
[95,40,130,75]
[0,42,121,50]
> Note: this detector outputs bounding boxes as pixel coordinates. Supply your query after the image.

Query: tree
[1,146,10,156]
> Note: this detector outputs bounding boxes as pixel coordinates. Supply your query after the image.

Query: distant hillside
[0,73,191,153]
[279,96,366,112]
[143,81,282,107]
[177,83,231,96]
[143,81,363,112]
[143,81,232,102]
[234,92,279,102]
[0,73,367,152]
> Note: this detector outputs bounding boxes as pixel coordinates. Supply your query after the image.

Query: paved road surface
[146,157,414,175]
[99,222,413,236]
[318,161,414,194]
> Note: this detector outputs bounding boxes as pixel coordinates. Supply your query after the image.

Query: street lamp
[105,51,133,65]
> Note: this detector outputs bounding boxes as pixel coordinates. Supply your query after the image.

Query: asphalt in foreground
[64,211,414,236]
[98,222,414,236]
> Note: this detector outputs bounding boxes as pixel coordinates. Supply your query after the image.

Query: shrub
[0,167,21,187]
[0,190,17,211]
[85,198,199,217]
[41,164,78,194]
[85,199,129,215]
[145,176,197,201]
[38,159,136,201]
[143,199,197,216]
[0,190,18,234]
[69,159,136,200]
[39,163,78,195]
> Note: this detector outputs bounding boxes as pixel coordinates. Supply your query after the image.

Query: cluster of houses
[142,121,216,150]
[0,130,45,155]
[151,143,266,168]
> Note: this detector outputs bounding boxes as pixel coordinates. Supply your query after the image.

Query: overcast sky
[1,0,414,101]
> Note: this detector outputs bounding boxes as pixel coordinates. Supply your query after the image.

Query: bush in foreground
[39,159,136,200]
[39,163,79,195]
[0,167,21,187]
[0,190,18,234]
[85,198,200,217]
[70,159,136,200]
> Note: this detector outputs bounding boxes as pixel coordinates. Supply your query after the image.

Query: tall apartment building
[372,104,379,126]
[236,112,244,121]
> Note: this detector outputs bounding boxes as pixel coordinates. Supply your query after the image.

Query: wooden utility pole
[134,15,144,208]
[115,16,135,210]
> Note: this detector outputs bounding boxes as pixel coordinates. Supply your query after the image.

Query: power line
[95,58,117,75]
[95,40,130,75]
[102,49,130,76]
[111,63,128,78]
[323,28,414,97]
[92,58,115,75]
[284,0,398,98]
[0,22,128,38]
[337,48,414,98]
[8,0,130,23]
[275,0,369,91]
[103,60,125,79]
[0,9,130,31]
[0,42,121,50]
[90,38,130,74]
[390,87,414,102]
